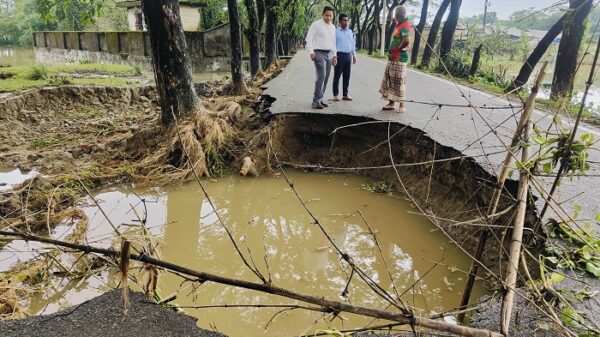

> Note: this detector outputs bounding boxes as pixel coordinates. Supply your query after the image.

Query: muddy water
[0,166,38,192]
[0,47,35,67]
[22,171,487,336]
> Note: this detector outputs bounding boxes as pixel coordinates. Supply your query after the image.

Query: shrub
[437,51,470,79]
[25,66,48,80]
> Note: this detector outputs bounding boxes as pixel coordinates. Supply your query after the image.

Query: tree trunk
[227,0,248,94]
[508,14,566,92]
[263,0,278,70]
[244,0,261,78]
[422,0,450,67]
[141,0,199,125]
[256,0,266,29]
[359,0,375,51]
[368,0,380,55]
[368,25,376,55]
[469,43,482,77]
[440,0,462,60]
[411,0,429,65]
[384,0,399,51]
[550,0,593,99]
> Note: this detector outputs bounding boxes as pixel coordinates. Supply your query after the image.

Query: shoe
[333,96,340,101]
[397,107,406,113]
[320,101,329,107]
[343,96,353,101]
[312,103,324,109]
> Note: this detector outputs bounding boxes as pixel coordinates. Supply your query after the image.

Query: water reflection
[14,171,488,336]
[0,47,35,67]
[0,167,38,192]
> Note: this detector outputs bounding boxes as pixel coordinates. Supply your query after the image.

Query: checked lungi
[379,60,407,103]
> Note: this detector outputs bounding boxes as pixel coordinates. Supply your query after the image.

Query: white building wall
[180,7,201,31]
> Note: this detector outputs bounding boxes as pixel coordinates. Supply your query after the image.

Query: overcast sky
[458,0,563,19]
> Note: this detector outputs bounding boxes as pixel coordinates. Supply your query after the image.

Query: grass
[357,48,386,59]
[0,63,144,92]
[31,137,60,148]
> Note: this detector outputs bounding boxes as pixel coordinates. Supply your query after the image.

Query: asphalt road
[0,290,225,337]
[263,50,600,225]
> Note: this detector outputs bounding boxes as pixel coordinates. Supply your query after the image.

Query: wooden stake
[500,91,534,335]
[458,61,548,322]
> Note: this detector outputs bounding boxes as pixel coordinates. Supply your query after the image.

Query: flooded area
[2,170,488,336]
[0,167,38,192]
[0,47,35,67]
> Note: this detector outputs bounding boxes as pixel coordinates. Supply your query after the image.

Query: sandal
[382,105,394,111]
[397,107,406,113]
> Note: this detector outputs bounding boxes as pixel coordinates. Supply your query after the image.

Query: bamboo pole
[458,62,548,322]
[500,97,534,335]
[0,230,504,337]
[488,61,548,218]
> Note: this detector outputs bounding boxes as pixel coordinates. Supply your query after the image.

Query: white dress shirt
[305,19,337,55]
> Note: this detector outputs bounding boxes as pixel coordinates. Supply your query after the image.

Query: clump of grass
[361,180,394,194]
[47,74,72,86]
[31,137,60,148]
[0,72,15,79]
[68,105,102,120]
[131,64,142,76]
[25,66,48,80]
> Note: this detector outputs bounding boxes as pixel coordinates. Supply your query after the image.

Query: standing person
[379,5,411,113]
[332,13,357,101]
[305,6,338,109]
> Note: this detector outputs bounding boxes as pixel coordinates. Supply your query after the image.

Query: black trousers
[333,52,352,97]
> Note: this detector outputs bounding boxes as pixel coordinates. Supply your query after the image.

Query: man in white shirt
[305,6,338,109]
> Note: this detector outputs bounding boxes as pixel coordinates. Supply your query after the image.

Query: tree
[550,0,593,99]
[263,0,278,70]
[0,0,54,46]
[384,0,401,52]
[439,0,461,61]
[421,0,450,67]
[201,0,228,30]
[244,0,261,78]
[228,0,248,94]
[508,14,566,91]
[142,0,200,125]
[36,0,103,30]
[411,0,429,65]
[469,43,482,77]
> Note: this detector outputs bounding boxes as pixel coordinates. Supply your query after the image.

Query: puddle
[0,167,38,192]
[8,170,487,336]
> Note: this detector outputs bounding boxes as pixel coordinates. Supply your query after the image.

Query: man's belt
[314,49,330,52]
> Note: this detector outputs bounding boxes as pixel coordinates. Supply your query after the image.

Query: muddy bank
[0,289,226,337]
[257,113,540,277]
[0,75,594,336]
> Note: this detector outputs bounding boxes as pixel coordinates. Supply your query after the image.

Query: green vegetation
[360,180,393,194]
[0,0,55,46]
[0,0,126,47]
[546,216,600,277]
[0,63,144,92]
[357,49,386,59]
[31,137,60,148]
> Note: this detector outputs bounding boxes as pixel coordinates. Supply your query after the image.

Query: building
[505,27,562,46]
[116,1,206,32]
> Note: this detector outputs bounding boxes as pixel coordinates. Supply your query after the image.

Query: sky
[458,0,563,19]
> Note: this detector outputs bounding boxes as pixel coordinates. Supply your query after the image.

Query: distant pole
[381,0,387,54]
[483,0,489,28]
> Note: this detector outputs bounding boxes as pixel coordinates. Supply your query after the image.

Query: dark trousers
[333,52,352,97]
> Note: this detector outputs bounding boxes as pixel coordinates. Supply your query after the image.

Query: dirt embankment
[1,62,591,336]
[0,67,282,319]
